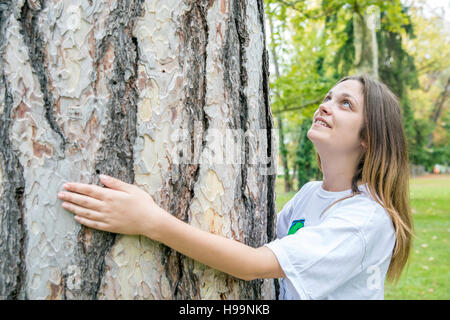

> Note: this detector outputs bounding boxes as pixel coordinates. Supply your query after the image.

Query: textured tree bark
[0,0,276,300]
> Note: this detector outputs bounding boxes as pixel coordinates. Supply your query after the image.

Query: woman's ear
[361,140,368,150]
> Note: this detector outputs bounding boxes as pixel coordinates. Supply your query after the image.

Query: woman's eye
[342,100,351,108]
[323,95,331,102]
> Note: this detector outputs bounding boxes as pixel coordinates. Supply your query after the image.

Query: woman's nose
[318,102,331,115]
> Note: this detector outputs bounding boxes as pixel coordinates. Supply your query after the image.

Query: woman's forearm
[149,208,280,281]
[57,176,283,280]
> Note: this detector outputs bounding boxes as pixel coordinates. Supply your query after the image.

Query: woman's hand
[57,174,167,238]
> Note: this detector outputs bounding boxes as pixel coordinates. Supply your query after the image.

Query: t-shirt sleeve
[275,182,317,239]
[265,213,365,299]
[275,195,296,239]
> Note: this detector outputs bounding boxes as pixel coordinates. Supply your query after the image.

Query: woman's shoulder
[289,180,322,203]
[333,188,393,230]
[299,180,322,194]
[278,181,322,215]
[332,191,394,235]
[334,191,396,266]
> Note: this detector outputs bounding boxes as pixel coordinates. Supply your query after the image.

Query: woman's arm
[152,212,284,280]
[57,174,284,281]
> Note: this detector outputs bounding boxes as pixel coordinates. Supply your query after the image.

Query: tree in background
[402,2,449,171]
[295,118,319,189]
[266,0,447,188]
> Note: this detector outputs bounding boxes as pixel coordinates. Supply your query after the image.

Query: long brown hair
[316,74,414,283]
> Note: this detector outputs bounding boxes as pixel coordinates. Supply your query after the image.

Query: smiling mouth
[314,119,331,128]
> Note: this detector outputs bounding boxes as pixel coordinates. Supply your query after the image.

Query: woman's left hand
[57,174,163,236]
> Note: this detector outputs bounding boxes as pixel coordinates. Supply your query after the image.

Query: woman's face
[307,79,365,155]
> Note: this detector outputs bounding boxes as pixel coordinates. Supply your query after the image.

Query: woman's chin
[307,128,324,143]
[307,129,331,151]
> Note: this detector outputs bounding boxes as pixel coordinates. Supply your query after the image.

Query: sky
[402,0,450,22]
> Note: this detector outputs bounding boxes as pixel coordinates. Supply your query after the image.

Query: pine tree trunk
[0,0,276,300]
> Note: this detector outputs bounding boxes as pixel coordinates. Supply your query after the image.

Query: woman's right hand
[59,174,170,239]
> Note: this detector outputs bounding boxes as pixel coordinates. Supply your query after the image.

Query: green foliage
[295,119,319,189]
[409,117,433,168]
[333,19,354,78]
[265,0,448,181]
[403,5,450,168]
[268,1,449,299]
[376,6,421,162]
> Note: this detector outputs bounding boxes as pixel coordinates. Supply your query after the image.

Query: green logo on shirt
[288,219,305,235]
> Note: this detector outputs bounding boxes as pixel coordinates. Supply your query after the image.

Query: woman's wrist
[142,206,173,242]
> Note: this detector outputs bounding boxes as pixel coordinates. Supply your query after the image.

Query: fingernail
[100,174,110,181]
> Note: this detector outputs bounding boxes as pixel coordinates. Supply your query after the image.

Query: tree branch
[272,98,321,114]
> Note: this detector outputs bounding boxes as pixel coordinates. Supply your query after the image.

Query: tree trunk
[353,5,379,79]
[427,77,449,147]
[0,0,276,300]
[268,15,291,193]
[276,117,291,193]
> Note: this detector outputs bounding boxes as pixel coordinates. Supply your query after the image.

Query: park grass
[274,174,450,300]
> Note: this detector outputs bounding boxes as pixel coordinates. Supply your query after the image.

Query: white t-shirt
[265,181,396,300]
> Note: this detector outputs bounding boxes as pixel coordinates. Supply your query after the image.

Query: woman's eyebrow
[322,91,332,101]
[340,92,355,100]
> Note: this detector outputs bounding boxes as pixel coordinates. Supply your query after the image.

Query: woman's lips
[314,117,331,128]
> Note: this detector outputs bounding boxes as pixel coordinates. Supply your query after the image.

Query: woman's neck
[319,153,359,192]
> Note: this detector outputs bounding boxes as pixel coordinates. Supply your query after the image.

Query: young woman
[57,74,414,299]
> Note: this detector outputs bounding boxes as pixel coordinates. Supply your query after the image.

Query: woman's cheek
[330,122,355,151]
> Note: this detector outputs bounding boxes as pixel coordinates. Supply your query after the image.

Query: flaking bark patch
[162,0,213,300]
[0,0,275,300]
[0,1,27,300]
[223,0,264,299]
[68,0,143,299]
[0,74,27,300]
[19,1,66,153]
[257,0,279,298]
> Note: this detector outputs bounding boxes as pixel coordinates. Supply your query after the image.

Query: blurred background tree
[266,0,449,191]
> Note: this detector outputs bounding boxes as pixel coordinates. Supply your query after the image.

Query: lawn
[274,174,450,300]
